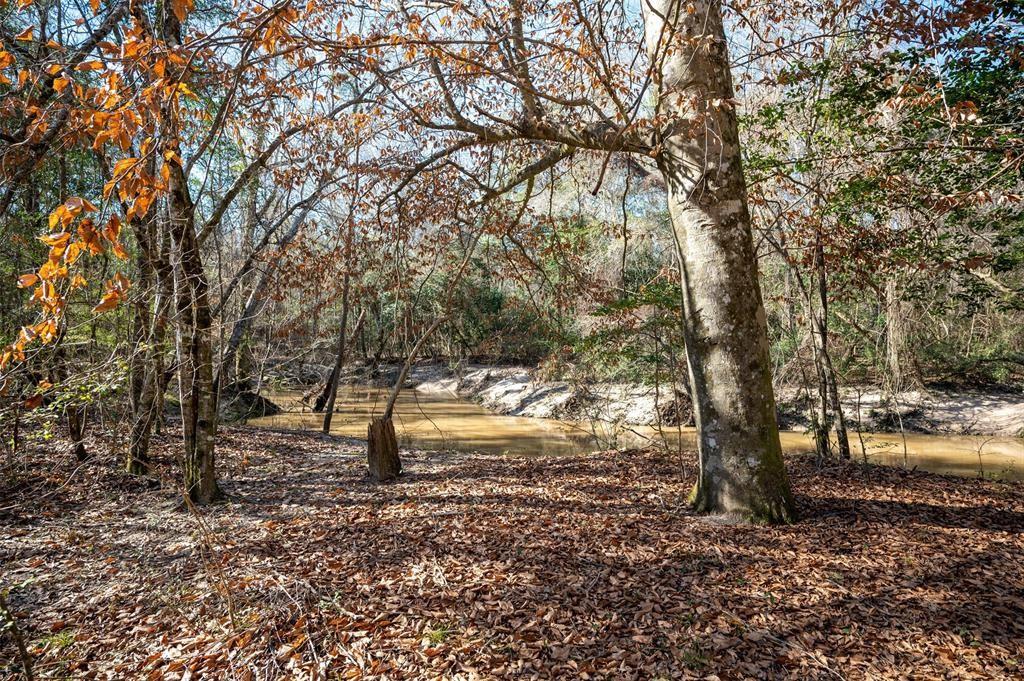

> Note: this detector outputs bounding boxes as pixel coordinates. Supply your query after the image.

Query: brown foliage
[2,427,1022,679]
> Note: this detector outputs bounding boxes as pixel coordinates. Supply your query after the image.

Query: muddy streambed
[250,386,1024,481]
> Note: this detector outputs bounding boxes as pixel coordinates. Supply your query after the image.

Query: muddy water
[250,387,1024,481]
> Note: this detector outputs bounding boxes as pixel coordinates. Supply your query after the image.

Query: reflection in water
[250,387,1024,481]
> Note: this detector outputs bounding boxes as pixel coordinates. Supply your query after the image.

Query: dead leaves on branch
[0,197,130,371]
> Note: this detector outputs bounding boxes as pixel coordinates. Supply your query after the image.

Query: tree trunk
[127,258,153,475]
[644,0,794,522]
[366,315,448,481]
[813,234,851,460]
[806,234,833,463]
[811,246,851,458]
[318,284,354,423]
[367,416,401,481]
[127,283,170,475]
[172,222,222,504]
[807,304,833,465]
[66,405,88,462]
[127,214,172,475]
[161,2,221,505]
[128,232,154,440]
[50,340,89,463]
[319,308,366,423]
[153,343,172,436]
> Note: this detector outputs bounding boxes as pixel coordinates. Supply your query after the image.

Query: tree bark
[885,275,918,393]
[127,244,153,474]
[160,0,221,504]
[319,308,366,423]
[813,237,851,460]
[66,405,88,462]
[367,416,401,481]
[319,287,353,421]
[171,213,222,504]
[127,274,170,475]
[806,234,833,463]
[127,214,172,475]
[643,0,794,521]
[807,299,833,465]
[128,224,154,436]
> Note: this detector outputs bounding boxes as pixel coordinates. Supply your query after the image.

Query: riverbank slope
[274,361,1024,437]
[411,364,1024,437]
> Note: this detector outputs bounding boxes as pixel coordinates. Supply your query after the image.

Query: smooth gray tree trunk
[643,0,795,521]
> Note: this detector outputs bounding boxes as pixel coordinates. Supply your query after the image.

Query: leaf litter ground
[1,426,1022,679]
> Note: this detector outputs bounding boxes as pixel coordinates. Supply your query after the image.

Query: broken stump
[367,416,402,481]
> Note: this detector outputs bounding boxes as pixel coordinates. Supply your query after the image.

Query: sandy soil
[411,364,1024,437]
[415,365,688,428]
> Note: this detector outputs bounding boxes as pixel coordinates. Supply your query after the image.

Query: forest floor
[2,427,1023,680]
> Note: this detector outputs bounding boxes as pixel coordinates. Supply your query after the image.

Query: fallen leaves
[1,427,1022,679]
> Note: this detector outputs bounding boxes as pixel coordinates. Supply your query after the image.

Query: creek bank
[219,381,283,422]
[271,361,691,427]
[270,360,1024,436]
[410,365,1024,437]
[413,365,692,427]
[776,385,1024,437]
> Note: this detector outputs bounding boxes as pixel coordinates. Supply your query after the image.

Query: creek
[250,386,1024,480]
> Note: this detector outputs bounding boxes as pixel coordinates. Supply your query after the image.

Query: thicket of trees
[1,0,1021,521]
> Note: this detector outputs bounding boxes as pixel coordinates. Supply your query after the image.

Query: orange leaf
[65,241,85,265]
[38,260,68,281]
[111,157,138,179]
[14,26,34,42]
[17,273,39,288]
[92,290,121,313]
[64,196,98,213]
[48,243,67,263]
[102,215,121,241]
[40,231,71,247]
[48,206,68,230]
[170,0,193,23]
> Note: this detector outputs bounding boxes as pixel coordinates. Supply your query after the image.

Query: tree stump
[367,416,402,481]
[67,406,88,462]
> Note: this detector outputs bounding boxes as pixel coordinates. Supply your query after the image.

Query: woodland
[1,0,1023,678]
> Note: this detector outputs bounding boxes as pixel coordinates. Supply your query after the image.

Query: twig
[0,588,34,680]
